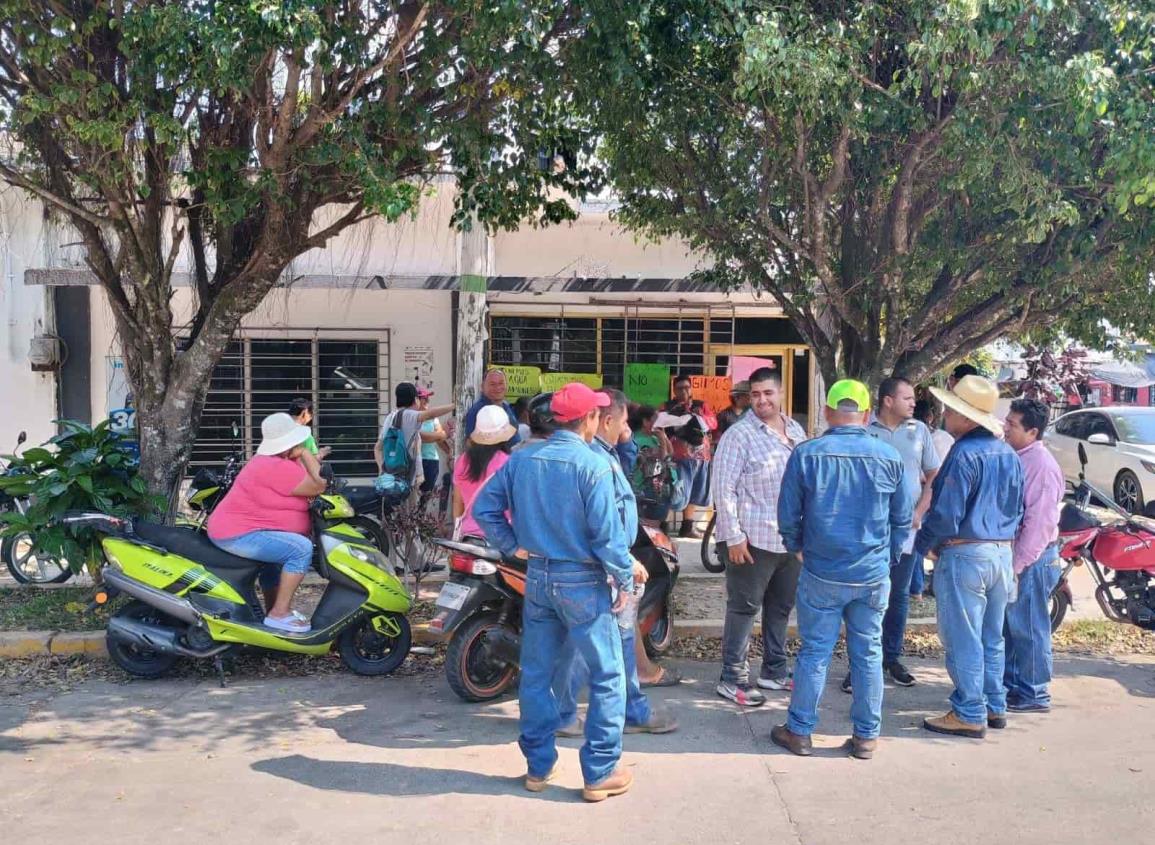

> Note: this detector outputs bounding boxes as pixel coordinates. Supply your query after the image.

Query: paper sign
[540,372,603,392]
[501,366,542,398]
[681,375,733,412]
[624,363,672,408]
[729,356,777,383]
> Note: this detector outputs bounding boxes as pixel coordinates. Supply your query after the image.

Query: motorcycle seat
[132,522,266,572]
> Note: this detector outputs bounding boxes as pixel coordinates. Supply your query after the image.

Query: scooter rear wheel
[700,515,725,573]
[337,613,411,676]
[445,613,518,702]
[1049,587,1070,633]
[106,600,180,678]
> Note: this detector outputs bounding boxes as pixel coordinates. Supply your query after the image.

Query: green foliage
[580,0,1155,381]
[0,422,163,574]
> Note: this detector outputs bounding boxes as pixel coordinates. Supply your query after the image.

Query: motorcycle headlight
[348,546,373,563]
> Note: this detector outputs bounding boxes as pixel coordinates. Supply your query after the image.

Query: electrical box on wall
[28,334,64,371]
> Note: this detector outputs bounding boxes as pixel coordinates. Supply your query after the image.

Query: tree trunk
[454,220,491,453]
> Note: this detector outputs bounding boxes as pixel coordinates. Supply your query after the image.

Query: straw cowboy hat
[930,375,1003,436]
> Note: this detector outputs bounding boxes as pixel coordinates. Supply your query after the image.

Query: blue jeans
[520,562,625,785]
[909,556,926,596]
[553,619,651,728]
[788,569,890,739]
[935,542,1014,724]
[1004,547,1061,707]
[882,553,916,664]
[212,531,313,593]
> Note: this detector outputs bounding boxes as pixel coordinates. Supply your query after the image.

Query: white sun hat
[256,412,312,456]
[471,404,518,446]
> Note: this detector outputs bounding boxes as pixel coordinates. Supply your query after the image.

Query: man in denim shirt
[772,380,911,760]
[474,383,647,802]
[552,389,677,738]
[916,376,1024,739]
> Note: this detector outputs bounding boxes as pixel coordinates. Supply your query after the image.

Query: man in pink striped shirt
[1002,399,1065,714]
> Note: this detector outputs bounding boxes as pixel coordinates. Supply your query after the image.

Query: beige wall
[0,191,60,450]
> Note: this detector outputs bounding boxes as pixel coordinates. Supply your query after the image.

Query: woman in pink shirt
[207,413,327,633]
[452,405,517,540]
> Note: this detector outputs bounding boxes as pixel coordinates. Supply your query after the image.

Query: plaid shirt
[711,411,807,553]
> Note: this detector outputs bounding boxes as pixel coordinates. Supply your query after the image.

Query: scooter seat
[345,485,386,513]
[132,522,266,573]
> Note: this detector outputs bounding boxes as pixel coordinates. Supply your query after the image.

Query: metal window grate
[186,331,390,479]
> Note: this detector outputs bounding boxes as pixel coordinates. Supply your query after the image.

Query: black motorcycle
[429,524,680,702]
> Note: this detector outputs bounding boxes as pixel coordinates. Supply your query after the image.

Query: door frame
[706,343,810,421]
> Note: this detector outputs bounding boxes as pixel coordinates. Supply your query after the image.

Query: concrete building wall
[0,192,61,451]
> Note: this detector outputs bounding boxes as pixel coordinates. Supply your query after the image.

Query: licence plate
[435,582,471,611]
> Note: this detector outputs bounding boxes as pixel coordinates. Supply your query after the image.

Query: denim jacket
[777,426,912,585]
[914,428,1025,557]
[473,430,633,589]
[593,436,639,545]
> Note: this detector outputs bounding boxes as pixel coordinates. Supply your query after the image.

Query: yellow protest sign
[500,366,542,397]
[540,372,603,392]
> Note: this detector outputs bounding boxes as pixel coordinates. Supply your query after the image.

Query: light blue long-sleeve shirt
[777,425,912,585]
[473,429,634,589]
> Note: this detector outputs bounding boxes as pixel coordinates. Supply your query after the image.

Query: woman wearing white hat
[451,404,518,540]
[207,413,329,633]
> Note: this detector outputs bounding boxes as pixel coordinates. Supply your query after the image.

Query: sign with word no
[624,363,672,408]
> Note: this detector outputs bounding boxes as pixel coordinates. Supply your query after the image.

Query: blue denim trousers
[519,562,626,785]
[1004,547,1061,707]
[787,569,890,739]
[882,552,917,665]
[552,619,652,728]
[909,556,926,596]
[212,530,313,592]
[934,542,1014,723]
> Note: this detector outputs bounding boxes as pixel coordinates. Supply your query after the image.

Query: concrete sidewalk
[3,654,1153,845]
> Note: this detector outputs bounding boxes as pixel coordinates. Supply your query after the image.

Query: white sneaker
[265,613,311,633]
[757,675,793,691]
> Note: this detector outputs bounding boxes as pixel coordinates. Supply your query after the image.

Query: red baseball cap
[416,386,434,399]
[550,383,611,422]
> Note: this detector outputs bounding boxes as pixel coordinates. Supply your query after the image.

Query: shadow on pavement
[251,753,582,802]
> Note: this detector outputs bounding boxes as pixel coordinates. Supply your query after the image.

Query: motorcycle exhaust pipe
[107,617,229,659]
[102,567,200,626]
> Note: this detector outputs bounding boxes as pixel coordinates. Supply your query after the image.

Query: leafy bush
[0,421,163,574]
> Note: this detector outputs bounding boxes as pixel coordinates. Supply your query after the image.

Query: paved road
[3,654,1153,845]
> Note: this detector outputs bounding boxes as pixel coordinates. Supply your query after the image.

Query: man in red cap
[475,382,647,803]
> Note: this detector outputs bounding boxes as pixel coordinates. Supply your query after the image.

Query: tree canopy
[0,0,606,496]
[584,0,1155,385]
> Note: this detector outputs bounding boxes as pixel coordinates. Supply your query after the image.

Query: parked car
[1044,407,1155,513]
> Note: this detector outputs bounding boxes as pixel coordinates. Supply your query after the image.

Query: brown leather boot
[770,724,814,757]
[582,766,634,802]
[924,710,986,739]
[844,735,878,760]
[525,764,557,793]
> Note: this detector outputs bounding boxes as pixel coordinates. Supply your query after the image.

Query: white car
[1044,407,1155,513]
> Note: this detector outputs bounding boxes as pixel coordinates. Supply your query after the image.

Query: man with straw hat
[771,380,911,760]
[916,375,1025,739]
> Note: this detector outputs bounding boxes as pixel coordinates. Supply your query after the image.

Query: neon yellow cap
[826,379,871,412]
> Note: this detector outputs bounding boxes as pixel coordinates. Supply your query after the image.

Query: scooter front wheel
[1050,585,1071,632]
[337,613,411,676]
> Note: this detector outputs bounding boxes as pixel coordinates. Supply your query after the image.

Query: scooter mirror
[16,431,26,446]
[1077,442,1088,468]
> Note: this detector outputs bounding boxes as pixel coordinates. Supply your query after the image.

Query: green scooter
[75,493,411,681]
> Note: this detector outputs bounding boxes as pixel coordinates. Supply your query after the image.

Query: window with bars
[187,333,390,478]
[1113,385,1139,405]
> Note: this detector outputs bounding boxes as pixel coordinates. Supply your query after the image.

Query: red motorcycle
[1052,443,1155,632]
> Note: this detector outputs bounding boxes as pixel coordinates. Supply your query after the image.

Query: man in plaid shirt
[710,367,807,707]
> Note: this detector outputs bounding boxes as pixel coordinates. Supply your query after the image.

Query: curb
[0,619,940,660]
